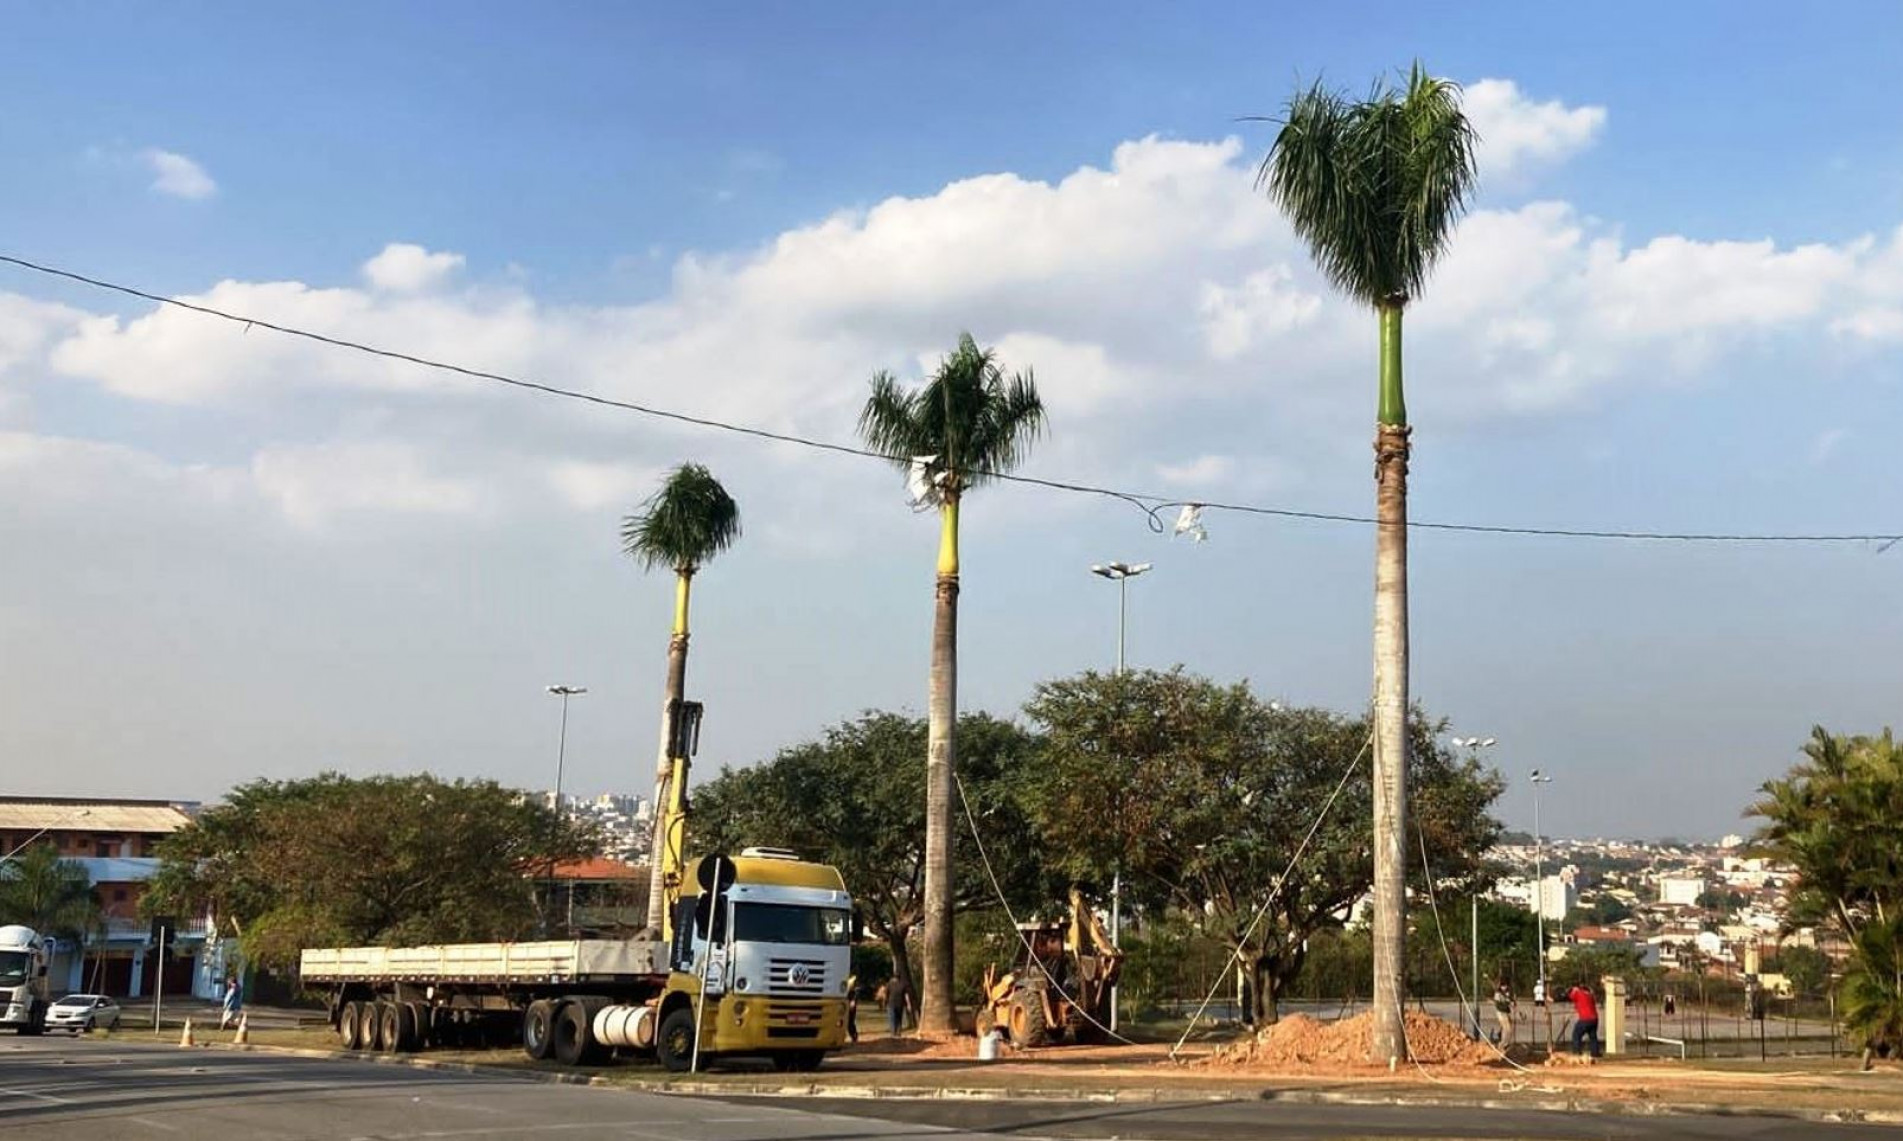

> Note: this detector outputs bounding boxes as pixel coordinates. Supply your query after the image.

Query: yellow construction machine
[976,885,1123,1047]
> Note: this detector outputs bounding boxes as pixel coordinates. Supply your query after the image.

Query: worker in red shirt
[1567,983,1601,1057]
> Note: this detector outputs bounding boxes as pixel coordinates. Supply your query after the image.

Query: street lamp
[545,686,587,936]
[1530,769,1555,1011]
[1089,561,1150,1034]
[1089,562,1152,676]
[1452,738,1497,1038]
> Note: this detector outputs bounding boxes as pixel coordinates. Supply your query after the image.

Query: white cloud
[1156,454,1236,486]
[1199,267,1323,359]
[363,244,466,293]
[251,441,483,529]
[143,148,217,200]
[545,460,660,513]
[1462,79,1606,182]
[1811,428,1849,465]
[25,111,1903,538]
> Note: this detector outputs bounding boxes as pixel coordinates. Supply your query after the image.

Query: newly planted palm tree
[1260,63,1478,1063]
[623,463,741,932]
[859,333,1045,1034]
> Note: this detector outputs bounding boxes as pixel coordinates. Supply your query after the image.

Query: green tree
[858,334,1047,1034]
[145,774,598,970]
[1259,63,1479,1062]
[1776,944,1830,998]
[0,843,103,945]
[1749,725,1903,1065]
[622,462,741,934]
[1022,669,1502,1026]
[690,711,1051,1011]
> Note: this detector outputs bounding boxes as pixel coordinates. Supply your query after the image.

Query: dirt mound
[1201,1010,1498,1070]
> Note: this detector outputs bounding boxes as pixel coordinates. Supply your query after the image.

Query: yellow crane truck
[299,701,853,1071]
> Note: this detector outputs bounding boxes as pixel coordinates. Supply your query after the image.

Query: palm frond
[620,462,741,574]
[1259,62,1478,307]
[856,334,1045,493]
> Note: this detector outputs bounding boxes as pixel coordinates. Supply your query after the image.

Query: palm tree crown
[858,333,1046,496]
[621,463,741,576]
[1259,63,1479,307]
[0,843,102,943]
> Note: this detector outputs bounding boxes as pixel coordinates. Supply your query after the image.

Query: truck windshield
[0,951,28,986]
[731,903,849,946]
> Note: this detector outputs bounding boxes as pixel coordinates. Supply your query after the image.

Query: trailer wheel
[523,1000,556,1061]
[656,1007,697,1073]
[552,1002,598,1066]
[340,1001,364,1050]
[374,1002,401,1052]
[358,1002,383,1051]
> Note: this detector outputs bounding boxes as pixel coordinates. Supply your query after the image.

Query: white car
[45,994,121,1033]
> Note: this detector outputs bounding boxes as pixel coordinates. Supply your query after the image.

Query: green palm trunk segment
[1379,303,1405,426]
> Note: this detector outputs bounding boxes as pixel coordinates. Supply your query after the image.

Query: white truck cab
[0,925,50,1035]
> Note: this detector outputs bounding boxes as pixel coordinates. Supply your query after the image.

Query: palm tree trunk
[1370,300,1412,1066]
[919,496,960,1035]
[643,570,693,936]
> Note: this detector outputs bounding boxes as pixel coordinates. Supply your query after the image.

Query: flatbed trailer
[299,852,852,1071]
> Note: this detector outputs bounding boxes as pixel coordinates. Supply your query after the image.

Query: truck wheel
[656,1007,697,1073]
[340,1002,364,1050]
[1007,993,1048,1048]
[522,1000,556,1061]
[391,1001,419,1052]
[552,1002,596,1066]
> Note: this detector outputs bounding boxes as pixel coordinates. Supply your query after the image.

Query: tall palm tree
[1260,63,1478,1064]
[859,333,1045,1034]
[0,842,103,944]
[623,463,741,933]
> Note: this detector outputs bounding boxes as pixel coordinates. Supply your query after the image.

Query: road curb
[199,1042,1903,1126]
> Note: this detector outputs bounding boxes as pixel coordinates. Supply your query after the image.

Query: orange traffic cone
[179,1018,195,1047]
[233,1012,249,1045]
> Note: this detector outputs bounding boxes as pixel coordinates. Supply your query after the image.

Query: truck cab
[0,925,50,1035]
[659,850,852,1070]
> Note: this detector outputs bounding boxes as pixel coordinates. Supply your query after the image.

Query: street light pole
[1089,561,1151,1034]
[1451,738,1496,1039]
[1530,769,1554,1017]
[545,685,587,937]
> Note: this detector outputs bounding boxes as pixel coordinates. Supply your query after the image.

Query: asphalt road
[0,1035,998,1140]
[4,1033,1900,1141]
[743,1094,1903,1141]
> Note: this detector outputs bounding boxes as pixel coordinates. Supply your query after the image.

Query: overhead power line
[3,251,1898,549]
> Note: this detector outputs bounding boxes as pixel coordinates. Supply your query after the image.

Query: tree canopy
[145,773,598,969]
[1021,668,1503,1021]
[621,462,741,575]
[691,711,1051,1000]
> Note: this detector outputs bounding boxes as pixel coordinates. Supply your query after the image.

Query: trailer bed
[301,938,665,985]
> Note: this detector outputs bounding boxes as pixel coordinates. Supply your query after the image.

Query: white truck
[0,924,51,1035]
[299,849,853,1071]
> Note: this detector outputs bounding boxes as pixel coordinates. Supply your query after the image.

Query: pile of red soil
[1202,1010,1497,1069]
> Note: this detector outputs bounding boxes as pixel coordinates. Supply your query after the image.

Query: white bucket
[977,1029,1002,1061]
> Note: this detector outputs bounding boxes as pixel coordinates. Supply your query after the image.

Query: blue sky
[2,3,1901,841]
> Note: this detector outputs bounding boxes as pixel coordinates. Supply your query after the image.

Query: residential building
[0,797,227,1000]
[1657,874,1705,907]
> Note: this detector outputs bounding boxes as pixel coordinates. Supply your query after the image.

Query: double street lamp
[1530,768,1555,1007]
[1089,562,1152,676]
[1089,560,1151,1034]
